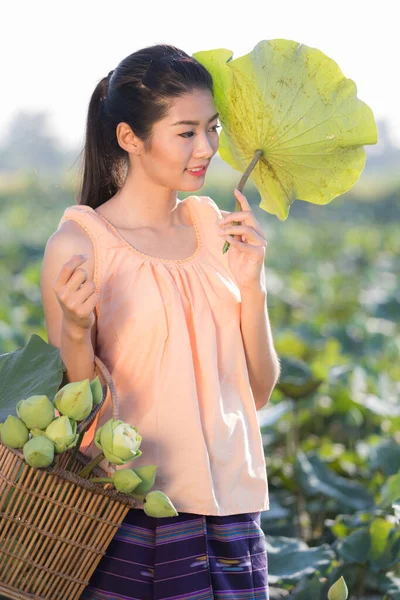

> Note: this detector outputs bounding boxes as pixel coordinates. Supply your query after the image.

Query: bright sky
[1,0,398,150]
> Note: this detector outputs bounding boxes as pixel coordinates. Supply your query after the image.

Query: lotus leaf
[193,39,377,221]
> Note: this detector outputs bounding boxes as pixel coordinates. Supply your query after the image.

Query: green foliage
[0,334,64,422]
[1,170,399,599]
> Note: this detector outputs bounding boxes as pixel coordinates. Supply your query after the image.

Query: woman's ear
[116,122,144,155]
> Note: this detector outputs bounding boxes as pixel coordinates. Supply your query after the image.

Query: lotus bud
[45,416,78,453]
[131,465,157,494]
[143,490,178,518]
[94,419,142,465]
[1,415,29,448]
[16,395,55,430]
[112,469,142,493]
[23,436,55,468]
[54,379,93,421]
[328,576,348,600]
[90,376,103,406]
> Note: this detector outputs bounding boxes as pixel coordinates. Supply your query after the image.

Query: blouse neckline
[82,196,203,264]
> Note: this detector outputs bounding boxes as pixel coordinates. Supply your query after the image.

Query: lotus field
[0,175,399,599]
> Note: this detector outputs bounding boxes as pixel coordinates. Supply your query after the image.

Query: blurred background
[0,1,399,598]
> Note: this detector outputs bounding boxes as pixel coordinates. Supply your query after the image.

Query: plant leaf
[295,451,374,510]
[193,39,377,220]
[370,518,395,560]
[376,573,400,599]
[380,471,400,509]
[290,573,325,599]
[0,334,64,422]
[275,356,323,399]
[266,535,335,584]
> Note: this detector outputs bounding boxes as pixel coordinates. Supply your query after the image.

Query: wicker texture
[0,356,137,600]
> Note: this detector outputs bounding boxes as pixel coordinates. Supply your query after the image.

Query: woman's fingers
[218,224,267,245]
[54,254,88,288]
[219,211,266,240]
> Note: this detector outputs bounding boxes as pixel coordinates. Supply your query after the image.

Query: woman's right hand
[53,254,99,331]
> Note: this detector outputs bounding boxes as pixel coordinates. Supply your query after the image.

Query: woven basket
[0,356,138,600]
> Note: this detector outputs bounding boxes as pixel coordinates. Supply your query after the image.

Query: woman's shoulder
[190,195,229,221]
[48,215,95,271]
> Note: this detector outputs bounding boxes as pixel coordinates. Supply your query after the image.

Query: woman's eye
[179,124,221,138]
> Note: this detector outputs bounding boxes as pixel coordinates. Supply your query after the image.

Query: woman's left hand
[218,189,267,291]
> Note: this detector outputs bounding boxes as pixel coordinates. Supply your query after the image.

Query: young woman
[41,43,280,600]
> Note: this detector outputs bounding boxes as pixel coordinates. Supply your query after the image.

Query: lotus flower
[79,418,142,478]
[23,436,55,468]
[45,416,79,453]
[0,415,29,449]
[94,419,142,465]
[16,394,55,430]
[131,465,157,494]
[143,490,178,518]
[54,379,93,421]
[90,376,103,406]
[112,469,142,493]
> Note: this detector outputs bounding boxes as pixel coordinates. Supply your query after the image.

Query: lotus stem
[90,477,113,484]
[65,430,85,471]
[79,452,105,478]
[129,492,146,503]
[222,149,263,254]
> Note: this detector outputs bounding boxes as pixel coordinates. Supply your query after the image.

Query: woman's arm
[240,284,280,411]
[40,221,98,384]
[219,208,280,410]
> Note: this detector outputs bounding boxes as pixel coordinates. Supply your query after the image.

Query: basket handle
[76,355,119,435]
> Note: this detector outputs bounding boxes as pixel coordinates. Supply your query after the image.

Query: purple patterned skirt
[79,508,269,599]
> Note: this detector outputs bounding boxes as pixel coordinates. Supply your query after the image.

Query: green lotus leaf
[193,39,378,220]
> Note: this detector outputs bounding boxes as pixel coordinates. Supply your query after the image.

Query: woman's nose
[194,135,216,158]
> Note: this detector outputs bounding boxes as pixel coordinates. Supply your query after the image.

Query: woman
[41,43,280,600]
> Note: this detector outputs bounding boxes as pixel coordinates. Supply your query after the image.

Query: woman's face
[137,88,220,191]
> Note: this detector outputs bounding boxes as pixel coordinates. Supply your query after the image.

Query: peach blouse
[57,195,269,515]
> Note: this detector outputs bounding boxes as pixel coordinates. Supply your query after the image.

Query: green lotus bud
[90,376,103,406]
[45,416,78,453]
[23,436,54,468]
[112,469,142,493]
[54,379,93,421]
[131,465,157,494]
[94,419,142,465]
[16,395,55,430]
[328,576,348,600]
[143,490,178,518]
[1,415,29,448]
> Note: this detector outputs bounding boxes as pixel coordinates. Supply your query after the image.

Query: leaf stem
[90,477,113,484]
[222,149,263,254]
[79,452,105,478]
[65,431,85,471]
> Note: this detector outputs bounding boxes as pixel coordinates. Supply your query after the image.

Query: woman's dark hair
[78,44,214,208]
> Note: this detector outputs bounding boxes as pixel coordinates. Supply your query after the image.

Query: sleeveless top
[57,195,269,516]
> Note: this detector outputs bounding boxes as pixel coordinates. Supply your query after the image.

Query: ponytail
[78,71,126,208]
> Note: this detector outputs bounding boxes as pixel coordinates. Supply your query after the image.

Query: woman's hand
[218,189,267,292]
[53,254,99,331]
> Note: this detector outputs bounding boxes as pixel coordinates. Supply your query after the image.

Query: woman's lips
[186,166,207,176]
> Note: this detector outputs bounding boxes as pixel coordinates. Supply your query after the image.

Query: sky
[1,0,398,150]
